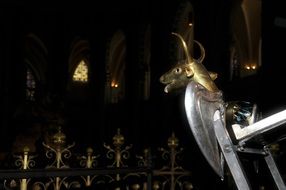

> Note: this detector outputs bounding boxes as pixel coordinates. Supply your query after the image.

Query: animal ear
[185,67,194,78]
[209,72,218,80]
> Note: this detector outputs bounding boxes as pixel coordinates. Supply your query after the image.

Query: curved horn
[172,32,193,64]
[194,40,205,63]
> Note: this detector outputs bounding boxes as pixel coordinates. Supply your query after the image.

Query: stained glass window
[73,60,88,82]
[26,68,36,101]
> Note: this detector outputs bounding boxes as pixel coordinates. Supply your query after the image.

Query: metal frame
[184,81,286,190]
[214,109,286,190]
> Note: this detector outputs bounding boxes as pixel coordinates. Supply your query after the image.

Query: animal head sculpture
[160,32,219,93]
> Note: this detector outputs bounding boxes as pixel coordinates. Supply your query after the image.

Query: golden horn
[194,40,205,63]
[171,32,193,64]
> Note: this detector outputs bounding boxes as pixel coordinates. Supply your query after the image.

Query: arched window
[230,0,261,78]
[106,30,126,103]
[26,67,36,101]
[72,60,88,82]
[24,33,47,102]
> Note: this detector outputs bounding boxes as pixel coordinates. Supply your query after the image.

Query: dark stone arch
[230,2,250,67]
[66,37,91,103]
[68,37,91,80]
[25,33,48,82]
[229,0,261,79]
[64,37,94,146]
[24,33,49,102]
[105,29,127,104]
[8,33,52,154]
[124,23,152,102]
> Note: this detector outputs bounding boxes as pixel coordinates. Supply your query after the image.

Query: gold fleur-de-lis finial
[52,126,66,146]
[168,132,179,148]
[113,128,124,147]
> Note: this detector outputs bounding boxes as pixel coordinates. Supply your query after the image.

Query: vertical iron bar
[264,147,286,190]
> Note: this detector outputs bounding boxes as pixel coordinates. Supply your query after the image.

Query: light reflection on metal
[104,128,133,168]
[232,109,286,142]
[43,127,75,169]
[159,32,218,93]
[131,183,140,190]
[42,127,76,190]
[2,128,194,190]
[136,148,152,190]
[184,79,286,189]
[104,128,133,186]
[184,81,224,177]
[14,146,37,170]
[4,146,37,190]
[103,129,146,189]
[137,148,150,167]
[153,133,192,190]
[153,181,160,190]
[78,147,100,186]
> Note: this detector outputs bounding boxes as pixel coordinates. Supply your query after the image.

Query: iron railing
[0,128,193,190]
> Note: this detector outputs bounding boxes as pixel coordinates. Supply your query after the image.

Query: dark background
[1,0,286,189]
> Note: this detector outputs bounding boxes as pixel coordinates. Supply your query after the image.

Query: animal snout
[159,75,165,83]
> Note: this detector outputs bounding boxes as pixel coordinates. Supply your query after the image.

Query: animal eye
[174,68,182,74]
